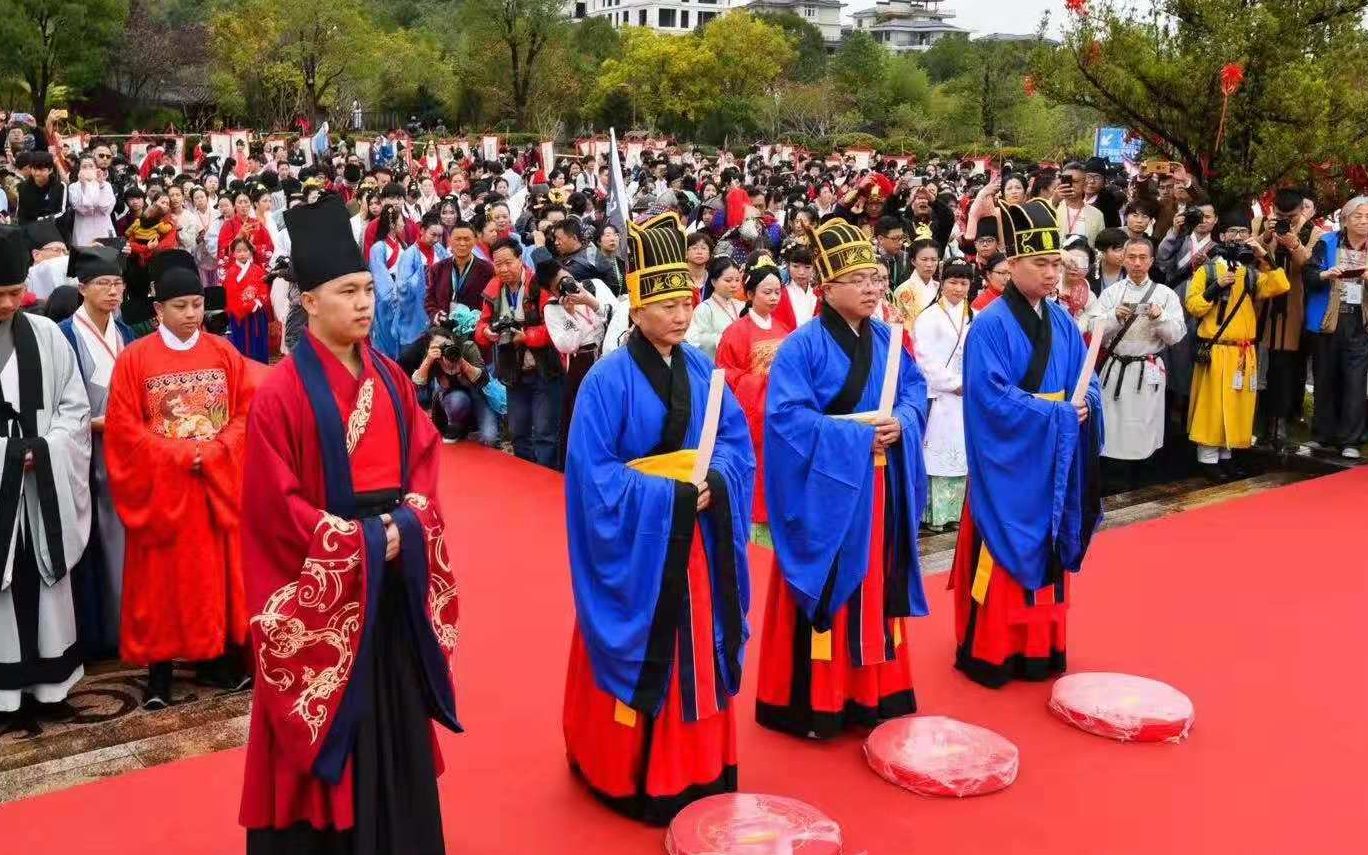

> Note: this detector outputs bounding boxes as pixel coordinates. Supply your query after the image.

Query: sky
[841,0,1062,37]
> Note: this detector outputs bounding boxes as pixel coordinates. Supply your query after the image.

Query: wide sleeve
[1151,288,1187,346]
[962,314,1084,589]
[563,361,695,710]
[104,348,202,543]
[369,243,396,308]
[197,342,252,531]
[913,314,957,395]
[714,320,752,392]
[685,303,724,355]
[1256,266,1291,300]
[763,332,878,625]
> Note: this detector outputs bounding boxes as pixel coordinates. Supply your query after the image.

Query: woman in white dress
[913,260,974,531]
[686,256,745,359]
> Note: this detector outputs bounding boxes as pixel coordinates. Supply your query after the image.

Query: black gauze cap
[0,225,31,285]
[154,267,203,302]
[284,195,366,291]
[68,245,123,283]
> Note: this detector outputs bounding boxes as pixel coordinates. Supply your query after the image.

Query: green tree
[828,30,889,124]
[944,37,1035,140]
[919,32,971,83]
[885,54,932,113]
[591,27,722,135]
[0,0,128,117]
[1033,0,1368,206]
[458,0,567,128]
[699,12,795,103]
[755,10,827,82]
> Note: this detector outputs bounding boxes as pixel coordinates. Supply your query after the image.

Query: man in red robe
[105,252,252,708]
[239,195,460,855]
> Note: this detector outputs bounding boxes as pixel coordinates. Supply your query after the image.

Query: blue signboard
[1094,127,1142,164]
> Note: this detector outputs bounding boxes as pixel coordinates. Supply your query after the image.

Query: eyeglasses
[989,268,1011,277]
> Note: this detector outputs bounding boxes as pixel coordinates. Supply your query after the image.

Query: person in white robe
[1082,237,1186,491]
[0,225,91,717]
[913,261,973,530]
[686,257,745,359]
[58,247,133,659]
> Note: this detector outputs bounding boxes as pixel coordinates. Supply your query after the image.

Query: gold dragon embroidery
[345,379,375,456]
[251,514,363,744]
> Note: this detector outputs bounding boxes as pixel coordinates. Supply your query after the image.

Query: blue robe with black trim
[764,313,930,630]
[564,338,754,716]
[963,295,1104,589]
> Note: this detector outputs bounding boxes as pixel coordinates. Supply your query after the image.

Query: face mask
[27,254,70,299]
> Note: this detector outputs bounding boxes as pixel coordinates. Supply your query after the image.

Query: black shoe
[1198,463,1228,484]
[144,662,174,710]
[1223,458,1250,480]
[195,655,252,691]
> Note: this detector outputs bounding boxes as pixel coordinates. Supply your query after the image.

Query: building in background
[740,0,845,47]
[850,0,966,53]
[569,0,727,32]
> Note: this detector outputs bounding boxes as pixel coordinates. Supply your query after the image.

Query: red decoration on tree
[1219,62,1245,97]
[1023,75,1038,97]
[1066,0,1088,15]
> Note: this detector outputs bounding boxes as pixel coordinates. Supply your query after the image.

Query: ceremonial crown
[626,212,693,309]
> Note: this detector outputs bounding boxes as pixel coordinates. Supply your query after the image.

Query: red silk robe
[217,216,274,267]
[224,260,269,321]
[104,332,252,664]
[238,332,459,831]
[714,314,791,524]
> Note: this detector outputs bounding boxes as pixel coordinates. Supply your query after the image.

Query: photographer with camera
[475,240,563,469]
[405,310,499,446]
[1054,161,1105,247]
[542,261,621,467]
[1185,208,1290,481]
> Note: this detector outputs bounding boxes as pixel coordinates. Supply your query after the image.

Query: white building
[569,0,727,33]
[568,0,842,47]
[850,0,967,54]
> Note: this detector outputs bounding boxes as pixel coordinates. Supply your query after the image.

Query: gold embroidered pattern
[251,514,363,744]
[345,379,375,456]
[407,493,460,659]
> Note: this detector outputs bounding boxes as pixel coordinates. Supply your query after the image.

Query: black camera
[427,317,465,362]
[489,314,522,336]
[1273,218,1293,236]
[1213,241,1257,267]
[557,276,581,297]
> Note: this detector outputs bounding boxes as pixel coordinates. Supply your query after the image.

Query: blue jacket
[1304,229,1351,333]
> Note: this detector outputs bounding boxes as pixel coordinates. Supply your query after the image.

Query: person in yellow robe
[1185,209,1290,481]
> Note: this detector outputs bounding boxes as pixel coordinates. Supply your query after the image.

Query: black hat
[284,195,366,291]
[1219,207,1253,232]
[154,267,203,302]
[1083,156,1109,176]
[22,219,64,253]
[68,246,123,283]
[149,248,198,281]
[0,225,31,286]
[997,199,1062,259]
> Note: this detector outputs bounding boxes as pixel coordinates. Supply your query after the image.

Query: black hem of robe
[754,690,917,741]
[567,761,739,828]
[954,649,1068,690]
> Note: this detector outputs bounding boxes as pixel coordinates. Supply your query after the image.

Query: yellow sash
[969,389,1065,604]
[626,449,698,482]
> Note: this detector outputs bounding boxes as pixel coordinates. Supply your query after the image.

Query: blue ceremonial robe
[764,311,930,630]
[963,291,1103,590]
[564,332,754,717]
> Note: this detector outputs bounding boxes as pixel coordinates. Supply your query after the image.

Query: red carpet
[2,446,1365,854]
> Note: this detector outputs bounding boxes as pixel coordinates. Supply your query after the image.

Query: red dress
[104,332,253,664]
[217,216,274,267]
[224,261,269,322]
[714,314,791,523]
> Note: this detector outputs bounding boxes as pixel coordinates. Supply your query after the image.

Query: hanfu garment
[950,286,1103,688]
[913,297,970,529]
[239,332,460,854]
[758,311,929,738]
[225,259,272,363]
[714,312,791,524]
[367,239,403,358]
[0,311,91,711]
[1081,278,1186,460]
[563,331,754,826]
[58,309,133,658]
[104,328,252,664]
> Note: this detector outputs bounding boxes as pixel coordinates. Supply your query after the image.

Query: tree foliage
[1033,0,1368,206]
[457,0,568,128]
[0,0,128,117]
[755,10,828,83]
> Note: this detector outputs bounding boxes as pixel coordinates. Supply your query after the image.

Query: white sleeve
[544,304,586,355]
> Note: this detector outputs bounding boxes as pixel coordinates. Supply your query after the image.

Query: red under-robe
[104,332,252,664]
[238,332,458,832]
[714,314,791,523]
[224,261,269,321]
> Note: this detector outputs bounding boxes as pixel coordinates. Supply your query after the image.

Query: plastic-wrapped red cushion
[665,793,843,855]
[1049,672,1195,743]
[863,715,1020,797]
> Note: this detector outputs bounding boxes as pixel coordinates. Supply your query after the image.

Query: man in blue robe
[757,217,930,739]
[562,212,755,826]
[950,198,1104,688]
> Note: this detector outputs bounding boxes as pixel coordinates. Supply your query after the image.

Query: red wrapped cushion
[1049,672,1195,743]
[665,793,843,855]
[863,715,1020,797]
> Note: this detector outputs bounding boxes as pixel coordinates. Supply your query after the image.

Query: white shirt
[72,306,122,388]
[786,283,818,326]
[158,324,200,351]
